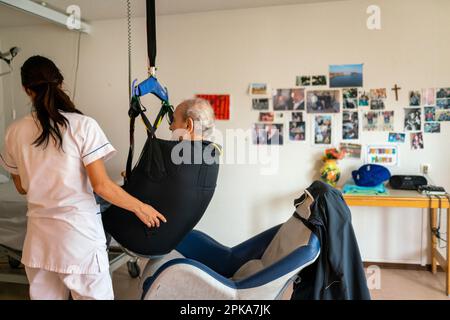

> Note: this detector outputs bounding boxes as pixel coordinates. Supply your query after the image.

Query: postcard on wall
[404,108,421,131]
[388,132,406,143]
[410,132,424,150]
[436,88,450,99]
[370,89,386,110]
[312,75,327,86]
[252,98,269,110]
[297,76,311,86]
[436,109,450,121]
[342,111,359,140]
[343,88,358,109]
[424,122,440,133]
[362,111,379,131]
[289,121,306,141]
[306,90,341,113]
[409,90,421,106]
[436,98,449,109]
[313,115,332,145]
[252,123,284,145]
[273,88,305,111]
[424,106,436,122]
[329,64,363,88]
[358,90,370,107]
[422,88,436,106]
[292,112,303,122]
[380,111,395,131]
[340,143,362,159]
[249,83,268,95]
[196,94,230,120]
[259,112,274,122]
[366,145,399,166]
[275,112,285,121]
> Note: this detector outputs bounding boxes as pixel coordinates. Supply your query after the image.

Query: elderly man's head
[170,98,215,141]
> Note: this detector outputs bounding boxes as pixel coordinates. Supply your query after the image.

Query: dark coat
[291,181,371,300]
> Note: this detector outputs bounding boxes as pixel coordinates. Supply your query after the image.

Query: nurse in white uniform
[0,56,166,300]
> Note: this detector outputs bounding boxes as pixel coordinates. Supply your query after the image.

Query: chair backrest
[232,190,315,281]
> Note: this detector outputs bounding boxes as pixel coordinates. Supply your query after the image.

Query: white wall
[0,0,449,264]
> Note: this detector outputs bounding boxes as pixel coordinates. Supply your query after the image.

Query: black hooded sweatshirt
[291,181,371,300]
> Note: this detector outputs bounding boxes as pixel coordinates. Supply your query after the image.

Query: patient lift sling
[102,0,220,256]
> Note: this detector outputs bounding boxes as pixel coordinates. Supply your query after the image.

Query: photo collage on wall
[247,66,448,155]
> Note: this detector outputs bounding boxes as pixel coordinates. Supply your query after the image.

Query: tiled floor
[1,258,449,300]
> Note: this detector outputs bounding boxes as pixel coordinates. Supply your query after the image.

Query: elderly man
[169,98,216,141]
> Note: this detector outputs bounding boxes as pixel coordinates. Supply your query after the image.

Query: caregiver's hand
[133,202,167,228]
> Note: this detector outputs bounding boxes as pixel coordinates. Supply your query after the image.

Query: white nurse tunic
[0,111,117,275]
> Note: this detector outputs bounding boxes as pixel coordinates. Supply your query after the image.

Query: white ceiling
[0,0,346,28]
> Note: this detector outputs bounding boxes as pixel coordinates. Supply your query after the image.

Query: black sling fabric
[102,136,220,256]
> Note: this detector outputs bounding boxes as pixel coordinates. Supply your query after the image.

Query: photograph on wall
[314,115,332,145]
[196,94,230,120]
[369,88,386,110]
[436,88,450,99]
[339,143,362,159]
[436,109,450,121]
[306,90,340,113]
[422,88,436,106]
[252,98,269,110]
[388,132,406,143]
[342,111,359,140]
[370,88,387,99]
[362,111,379,131]
[424,107,436,122]
[366,145,399,166]
[289,121,306,141]
[297,76,311,86]
[409,90,421,106]
[292,112,303,122]
[252,123,284,145]
[312,75,327,86]
[329,64,363,88]
[436,98,449,109]
[380,111,395,131]
[273,88,305,111]
[404,108,421,131]
[259,112,274,122]
[343,88,358,109]
[249,83,268,95]
[424,122,441,133]
[410,132,424,150]
[275,112,285,121]
[358,90,370,107]
[252,124,267,145]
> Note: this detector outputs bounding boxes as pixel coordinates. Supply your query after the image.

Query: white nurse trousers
[25,267,114,300]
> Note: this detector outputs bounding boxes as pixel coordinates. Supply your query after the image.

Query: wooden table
[343,189,450,296]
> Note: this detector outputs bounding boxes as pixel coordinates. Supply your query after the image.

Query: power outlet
[421,164,430,175]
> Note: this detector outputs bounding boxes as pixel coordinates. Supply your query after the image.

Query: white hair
[181,98,215,139]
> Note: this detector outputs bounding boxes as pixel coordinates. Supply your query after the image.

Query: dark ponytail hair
[21,55,83,150]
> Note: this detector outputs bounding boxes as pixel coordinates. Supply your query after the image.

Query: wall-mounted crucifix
[392,84,401,101]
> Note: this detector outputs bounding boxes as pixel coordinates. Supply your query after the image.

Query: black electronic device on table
[389,175,428,190]
[417,185,447,195]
